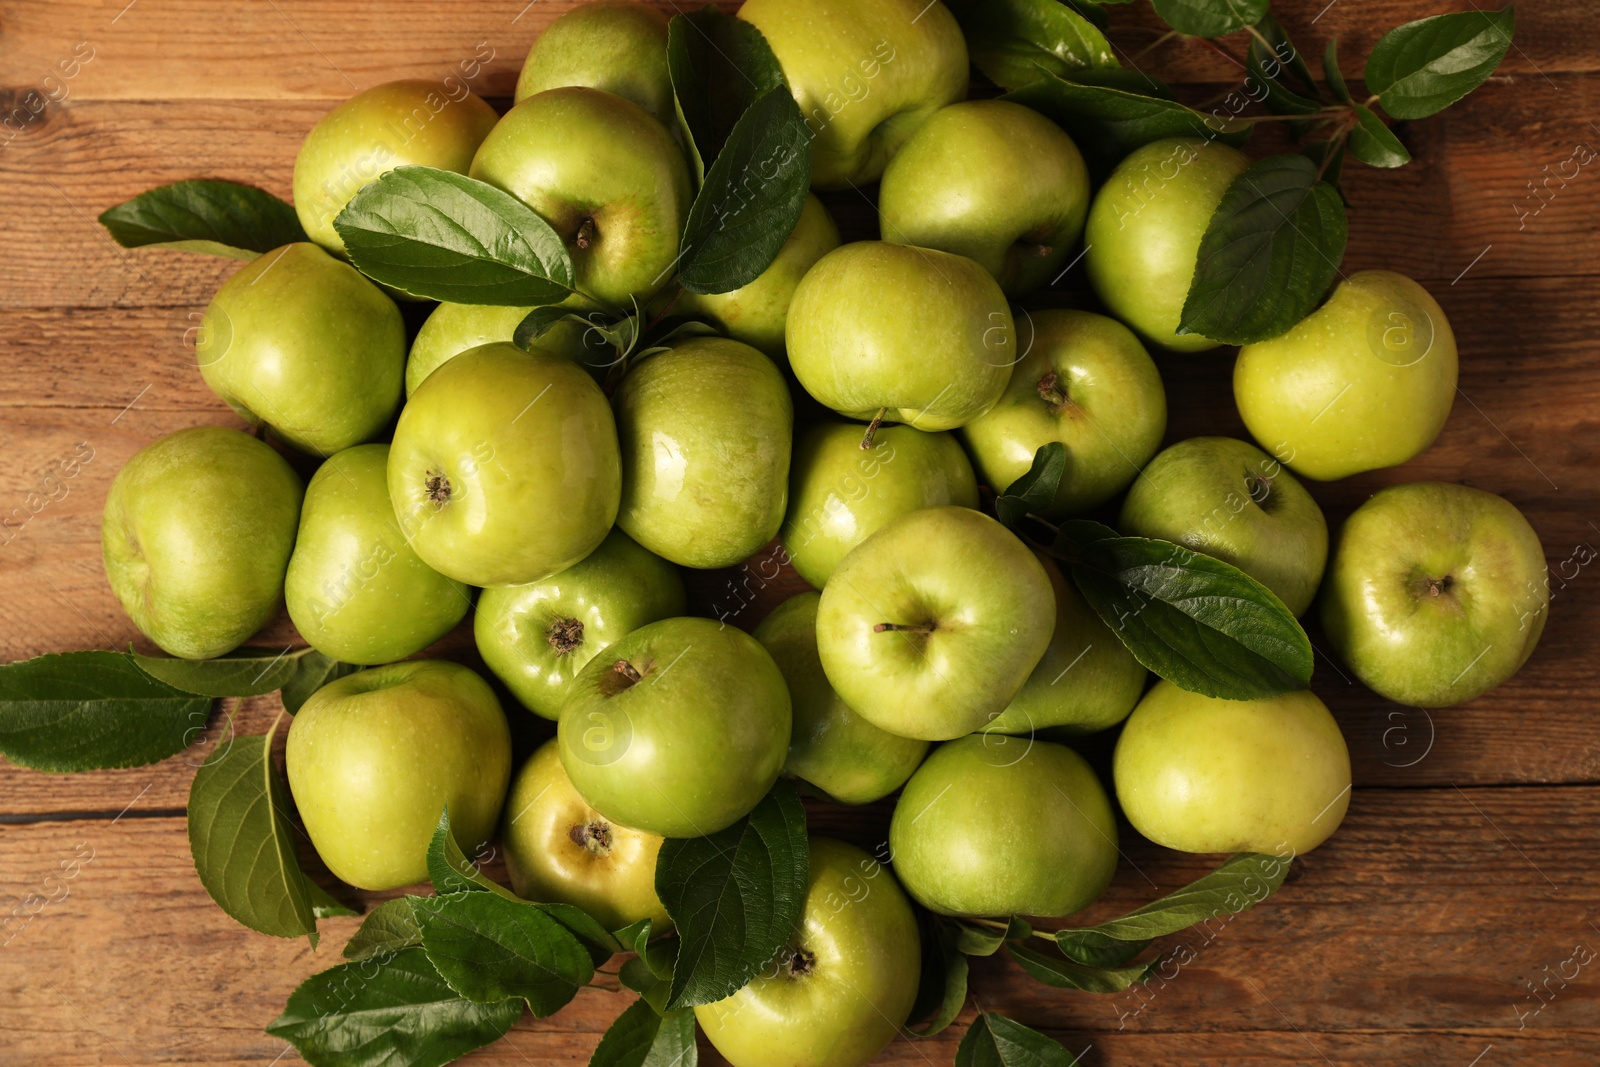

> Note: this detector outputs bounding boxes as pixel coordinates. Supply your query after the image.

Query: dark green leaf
[426,808,520,900]
[1054,519,1120,555]
[1303,137,1348,193]
[97,179,306,259]
[591,999,699,1067]
[512,305,584,351]
[309,882,358,918]
[132,645,309,698]
[956,1012,1082,1066]
[619,955,673,1015]
[946,0,1117,90]
[667,6,786,182]
[953,915,1033,957]
[1347,104,1412,168]
[1323,38,1352,103]
[1245,13,1323,119]
[1008,942,1156,993]
[908,916,967,1037]
[614,918,657,960]
[1150,0,1267,38]
[344,897,424,961]
[279,650,360,715]
[995,443,1067,528]
[410,891,594,1015]
[1366,7,1515,120]
[1064,0,1111,31]
[536,901,621,966]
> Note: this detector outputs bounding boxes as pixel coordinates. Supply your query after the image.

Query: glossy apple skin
[961,309,1166,512]
[782,423,977,590]
[1084,137,1250,352]
[1320,482,1548,707]
[739,0,967,189]
[879,100,1089,297]
[787,242,1015,431]
[515,1,672,121]
[470,86,691,306]
[388,342,620,588]
[196,243,405,456]
[558,617,791,838]
[501,739,670,930]
[102,427,301,660]
[1119,437,1328,617]
[406,301,615,396]
[890,736,1118,917]
[1114,681,1351,855]
[286,660,512,891]
[614,338,793,569]
[293,79,498,255]
[475,529,686,720]
[1234,271,1458,480]
[816,506,1055,740]
[677,195,842,360]
[696,838,920,1067]
[755,592,928,804]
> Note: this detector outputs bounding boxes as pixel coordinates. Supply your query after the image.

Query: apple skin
[816,506,1055,741]
[786,241,1015,431]
[879,99,1090,297]
[1084,137,1250,352]
[558,616,791,838]
[388,342,620,588]
[755,592,928,804]
[1113,681,1351,855]
[1234,270,1458,481]
[782,422,978,590]
[739,0,968,189]
[613,338,793,570]
[677,194,842,360]
[1118,437,1328,617]
[514,1,673,122]
[406,301,616,396]
[889,735,1118,918]
[1320,481,1548,708]
[102,427,301,660]
[501,739,670,930]
[293,79,498,255]
[470,86,691,307]
[961,309,1166,512]
[475,529,686,720]
[285,660,512,891]
[695,838,920,1067]
[196,243,405,456]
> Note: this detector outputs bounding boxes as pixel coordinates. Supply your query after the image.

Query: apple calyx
[1420,575,1456,599]
[547,617,585,655]
[778,945,816,979]
[568,819,614,856]
[575,216,597,251]
[424,470,452,508]
[859,407,889,450]
[874,621,937,634]
[1245,473,1277,511]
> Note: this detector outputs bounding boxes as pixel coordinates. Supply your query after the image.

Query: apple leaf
[907,916,968,1038]
[334,165,576,306]
[1245,13,1323,121]
[409,891,594,1015]
[279,650,361,715]
[591,999,698,1067]
[131,645,311,698]
[1323,38,1353,103]
[1178,154,1347,346]
[426,808,521,900]
[98,179,306,259]
[309,882,358,918]
[995,443,1067,528]
[539,901,624,967]
[946,0,1117,91]
[344,897,423,962]
[0,651,212,772]
[955,1012,1082,1066]
[1347,104,1413,168]
[953,916,1033,957]
[267,947,522,1067]
[1007,941,1157,993]
[1366,7,1515,121]
[666,6,786,184]
[1150,0,1267,39]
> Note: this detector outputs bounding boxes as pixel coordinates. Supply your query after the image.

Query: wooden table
[3,1,1597,1064]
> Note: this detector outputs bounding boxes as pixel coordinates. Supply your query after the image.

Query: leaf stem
[1191,35,1247,71]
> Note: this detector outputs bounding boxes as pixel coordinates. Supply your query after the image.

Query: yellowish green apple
[514,1,673,122]
[406,300,615,396]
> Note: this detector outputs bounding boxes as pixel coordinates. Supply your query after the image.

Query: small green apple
[102,427,301,660]
[515,0,673,122]
[406,300,615,396]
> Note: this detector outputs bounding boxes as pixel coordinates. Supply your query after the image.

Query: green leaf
[953,916,1032,957]
[1245,13,1323,119]
[334,165,576,305]
[1008,942,1156,993]
[131,645,309,698]
[536,901,621,967]
[1323,38,1352,103]
[0,651,212,772]
[591,999,699,1067]
[995,443,1067,528]
[410,891,594,1015]
[1071,536,1314,699]
[426,809,520,900]
[956,1012,1082,1066]
[1179,154,1347,346]
[908,916,968,1037]
[677,87,811,295]
[309,882,358,919]
[1303,137,1348,193]
[946,0,1118,90]
[97,179,306,259]
[619,955,673,1015]
[1366,7,1515,120]
[1347,104,1412,168]
[267,946,522,1067]
[1063,0,1111,31]
[1054,519,1120,554]
[279,650,360,715]
[344,897,423,961]
[655,781,809,1010]
[667,6,786,182]
[1150,0,1267,39]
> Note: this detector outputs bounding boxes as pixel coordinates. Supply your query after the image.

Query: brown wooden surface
[2,1,1599,1065]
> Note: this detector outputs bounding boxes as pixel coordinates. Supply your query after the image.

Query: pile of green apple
[90,0,1543,1064]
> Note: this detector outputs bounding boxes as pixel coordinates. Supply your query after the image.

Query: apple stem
[859,408,888,450]
[874,622,937,634]
[611,659,643,684]
[1036,372,1068,410]
[575,216,597,251]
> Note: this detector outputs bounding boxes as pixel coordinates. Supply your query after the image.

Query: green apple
[196,243,405,456]
[1320,481,1548,707]
[695,838,920,1067]
[1234,270,1459,480]
[961,309,1166,512]
[1113,680,1350,854]
[879,99,1090,297]
[786,241,1014,431]
[1084,137,1250,352]
[614,337,793,569]
[285,444,470,665]
[406,300,615,396]
[889,735,1118,917]
[981,555,1147,736]
[559,616,791,838]
[102,427,301,660]
[816,506,1055,740]
[501,739,669,930]
[470,86,691,306]
[388,342,620,587]
[475,529,686,720]
[1118,437,1328,617]
[293,79,499,255]
[677,194,841,360]
[755,592,928,804]
[515,0,672,122]
[781,422,977,590]
[739,0,968,189]
[285,660,512,891]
